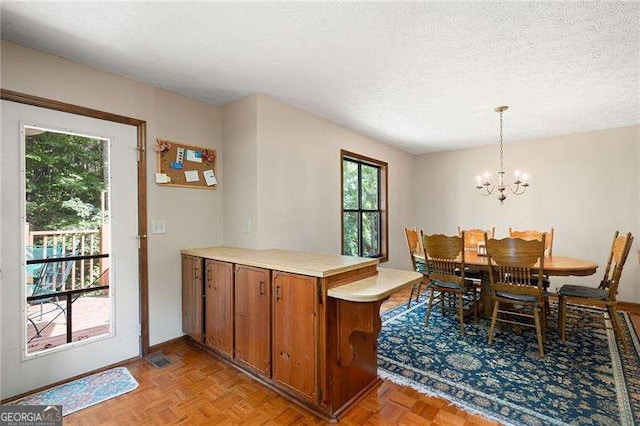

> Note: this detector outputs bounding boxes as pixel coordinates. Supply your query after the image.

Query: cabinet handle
[275,285,281,301]
[259,280,265,295]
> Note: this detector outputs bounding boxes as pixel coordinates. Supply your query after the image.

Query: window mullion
[358,211,363,257]
[357,163,363,256]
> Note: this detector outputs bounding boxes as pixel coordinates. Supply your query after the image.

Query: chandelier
[475,106,529,204]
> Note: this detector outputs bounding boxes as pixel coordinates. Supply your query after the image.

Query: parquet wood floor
[65,339,497,426]
[63,285,639,425]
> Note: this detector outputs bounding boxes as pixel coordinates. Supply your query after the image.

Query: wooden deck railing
[26,226,110,290]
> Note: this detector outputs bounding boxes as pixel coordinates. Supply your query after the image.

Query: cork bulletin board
[155,138,217,189]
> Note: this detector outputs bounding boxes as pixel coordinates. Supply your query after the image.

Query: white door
[1,100,140,399]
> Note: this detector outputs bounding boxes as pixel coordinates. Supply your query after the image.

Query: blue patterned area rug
[378,301,640,426]
[15,367,138,416]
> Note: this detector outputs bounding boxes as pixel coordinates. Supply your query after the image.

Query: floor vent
[146,352,173,369]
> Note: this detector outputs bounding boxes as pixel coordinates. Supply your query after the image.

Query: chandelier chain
[499,109,504,174]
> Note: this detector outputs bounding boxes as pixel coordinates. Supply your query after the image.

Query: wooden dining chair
[485,234,547,356]
[422,232,478,335]
[508,228,554,256]
[558,231,634,352]
[456,227,493,307]
[508,228,555,314]
[458,227,495,252]
[404,227,429,308]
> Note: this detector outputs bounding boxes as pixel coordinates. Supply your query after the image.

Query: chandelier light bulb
[514,169,521,178]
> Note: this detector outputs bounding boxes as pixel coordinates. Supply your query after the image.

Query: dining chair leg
[607,304,629,353]
[473,289,479,323]
[457,293,465,336]
[425,287,435,327]
[440,292,445,316]
[415,281,423,303]
[488,300,499,345]
[407,282,417,308]
[533,305,544,357]
[559,296,567,342]
[541,300,547,343]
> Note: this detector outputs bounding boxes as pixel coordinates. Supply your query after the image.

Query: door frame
[1,89,150,356]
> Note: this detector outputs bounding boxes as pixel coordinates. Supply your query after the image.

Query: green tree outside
[25,129,108,232]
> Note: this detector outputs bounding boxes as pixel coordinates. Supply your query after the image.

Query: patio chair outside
[27,252,76,337]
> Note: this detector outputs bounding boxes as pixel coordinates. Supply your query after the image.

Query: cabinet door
[272,272,318,402]
[204,260,234,357]
[235,265,271,376]
[181,255,203,342]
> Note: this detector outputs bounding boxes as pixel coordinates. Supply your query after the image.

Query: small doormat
[146,352,172,368]
[14,367,138,416]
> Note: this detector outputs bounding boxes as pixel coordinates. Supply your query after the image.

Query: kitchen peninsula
[180,246,421,421]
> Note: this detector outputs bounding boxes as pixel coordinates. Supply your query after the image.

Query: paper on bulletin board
[203,169,217,186]
[186,149,202,163]
[184,170,200,182]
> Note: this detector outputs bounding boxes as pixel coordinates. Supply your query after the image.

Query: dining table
[413,251,598,316]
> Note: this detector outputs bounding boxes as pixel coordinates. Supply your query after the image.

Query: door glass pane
[362,212,380,257]
[25,126,111,355]
[342,160,358,209]
[342,212,359,256]
[361,164,379,210]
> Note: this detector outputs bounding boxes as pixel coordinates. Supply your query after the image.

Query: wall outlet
[151,220,166,234]
[243,219,252,233]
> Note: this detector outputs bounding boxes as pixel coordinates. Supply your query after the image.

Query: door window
[24,126,111,355]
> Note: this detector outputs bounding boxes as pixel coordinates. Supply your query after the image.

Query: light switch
[243,219,252,233]
[151,220,166,234]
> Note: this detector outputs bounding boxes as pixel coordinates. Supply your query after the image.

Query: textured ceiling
[1,2,638,154]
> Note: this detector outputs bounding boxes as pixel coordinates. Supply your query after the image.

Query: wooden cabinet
[181,255,203,342]
[204,260,234,357]
[181,248,386,422]
[272,271,318,402]
[234,265,271,376]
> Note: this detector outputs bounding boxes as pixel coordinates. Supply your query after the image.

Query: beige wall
[221,95,258,248]
[413,125,640,302]
[1,41,223,345]
[255,95,415,269]
[4,40,639,356]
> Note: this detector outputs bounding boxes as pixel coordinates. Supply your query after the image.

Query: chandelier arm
[476,184,496,196]
[506,183,528,195]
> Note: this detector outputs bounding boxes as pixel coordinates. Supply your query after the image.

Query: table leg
[481,271,493,317]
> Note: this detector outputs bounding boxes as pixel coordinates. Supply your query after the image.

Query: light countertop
[328,268,423,302]
[180,246,379,278]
